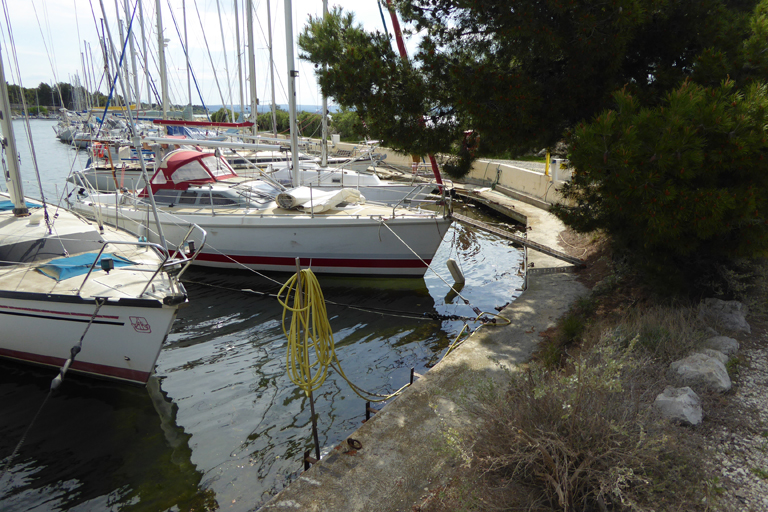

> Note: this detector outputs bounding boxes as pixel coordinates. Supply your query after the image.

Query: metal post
[296,258,321,463]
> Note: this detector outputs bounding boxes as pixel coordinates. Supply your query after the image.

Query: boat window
[208,192,238,205]
[151,170,168,185]
[178,191,197,204]
[153,190,180,204]
[171,160,210,183]
[202,156,234,177]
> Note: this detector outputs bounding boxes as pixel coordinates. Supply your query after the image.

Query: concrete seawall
[262,188,588,511]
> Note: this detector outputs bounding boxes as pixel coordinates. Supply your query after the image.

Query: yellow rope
[278,270,512,402]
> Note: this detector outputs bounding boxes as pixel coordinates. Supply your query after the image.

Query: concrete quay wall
[262,188,587,511]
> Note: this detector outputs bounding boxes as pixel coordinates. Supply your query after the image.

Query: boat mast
[138,0,151,110]
[156,0,168,119]
[0,41,28,216]
[246,0,258,136]
[320,0,328,167]
[267,0,277,137]
[184,0,192,115]
[284,0,300,186]
[124,0,141,114]
[215,0,235,121]
[234,0,245,123]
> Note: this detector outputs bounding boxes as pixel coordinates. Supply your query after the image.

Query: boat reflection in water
[0,364,215,511]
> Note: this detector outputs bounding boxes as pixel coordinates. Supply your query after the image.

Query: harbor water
[0,120,524,511]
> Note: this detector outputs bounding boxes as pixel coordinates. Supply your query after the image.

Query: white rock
[654,386,703,425]
[700,349,729,364]
[698,298,751,334]
[702,336,740,357]
[669,353,732,392]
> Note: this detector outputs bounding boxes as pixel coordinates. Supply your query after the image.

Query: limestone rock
[669,352,732,392]
[702,336,740,357]
[700,349,729,364]
[698,299,751,334]
[654,386,703,425]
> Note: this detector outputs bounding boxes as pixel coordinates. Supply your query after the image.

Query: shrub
[553,80,768,286]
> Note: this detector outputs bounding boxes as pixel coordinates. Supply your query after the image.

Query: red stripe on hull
[0,303,120,320]
[194,252,432,269]
[0,347,152,385]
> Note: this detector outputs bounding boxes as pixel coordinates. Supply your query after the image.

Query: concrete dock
[262,187,588,511]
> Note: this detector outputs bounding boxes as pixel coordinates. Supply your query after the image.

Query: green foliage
[553,79,768,279]
[299,8,464,157]
[330,105,366,141]
[210,107,237,123]
[256,106,290,134]
[300,0,765,184]
[297,111,323,138]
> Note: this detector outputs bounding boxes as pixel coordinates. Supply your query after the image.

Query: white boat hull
[74,201,452,276]
[0,293,178,384]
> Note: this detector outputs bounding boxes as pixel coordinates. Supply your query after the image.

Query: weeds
[463,301,711,511]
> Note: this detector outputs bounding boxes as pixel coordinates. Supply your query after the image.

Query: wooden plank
[452,212,585,267]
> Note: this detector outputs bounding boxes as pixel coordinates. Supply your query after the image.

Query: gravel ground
[703,326,768,511]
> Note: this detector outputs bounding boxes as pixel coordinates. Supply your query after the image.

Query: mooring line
[0,298,106,483]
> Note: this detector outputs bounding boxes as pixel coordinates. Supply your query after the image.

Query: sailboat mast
[184,0,192,113]
[234,0,245,123]
[267,0,277,137]
[139,0,151,110]
[0,42,28,216]
[215,0,235,121]
[284,0,300,186]
[124,0,141,113]
[246,0,258,136]
[156,0,168,119]
[320,0,328,167]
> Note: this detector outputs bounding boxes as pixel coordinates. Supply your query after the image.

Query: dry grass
[420,234,734,512]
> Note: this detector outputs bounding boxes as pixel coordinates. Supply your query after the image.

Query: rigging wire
[0,0,52,233]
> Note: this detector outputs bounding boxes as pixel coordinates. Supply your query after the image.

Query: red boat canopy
[140,150,238,197]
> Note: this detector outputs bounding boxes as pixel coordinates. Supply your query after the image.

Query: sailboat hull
[73,201,452,276]
[0,292,179,385]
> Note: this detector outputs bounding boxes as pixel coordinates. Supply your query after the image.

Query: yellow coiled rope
[278,268,334,396]
[278,268,511,402]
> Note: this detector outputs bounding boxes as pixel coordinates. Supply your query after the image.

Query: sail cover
[37,253,135,281]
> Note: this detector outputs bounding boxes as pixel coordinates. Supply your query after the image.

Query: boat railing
[76,223,207,298]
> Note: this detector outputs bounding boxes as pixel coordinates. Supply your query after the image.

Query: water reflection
[0,364,213,511]
[2,119,525,511]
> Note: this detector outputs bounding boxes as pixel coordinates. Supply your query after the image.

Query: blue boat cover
[0,200,40,211]
[37,253,135,281]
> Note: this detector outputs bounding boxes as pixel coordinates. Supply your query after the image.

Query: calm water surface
[0,120,524,511]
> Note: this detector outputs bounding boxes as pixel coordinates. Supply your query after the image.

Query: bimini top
[141,150,238,197]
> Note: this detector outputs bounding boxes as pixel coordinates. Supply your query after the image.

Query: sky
[1,0,420,111]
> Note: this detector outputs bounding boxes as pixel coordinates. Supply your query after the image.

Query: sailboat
[69,148,450,276]
[0,35,201,385]
[67,0,452,277]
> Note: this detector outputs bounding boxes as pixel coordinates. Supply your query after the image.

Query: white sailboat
[70,148,450,276]
[0,31,201,385]
[67,0,452,277]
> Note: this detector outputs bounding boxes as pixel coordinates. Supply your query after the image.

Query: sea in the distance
[0,119,524,511]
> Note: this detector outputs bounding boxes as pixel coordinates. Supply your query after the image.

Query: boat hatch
[37,252,134,281]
